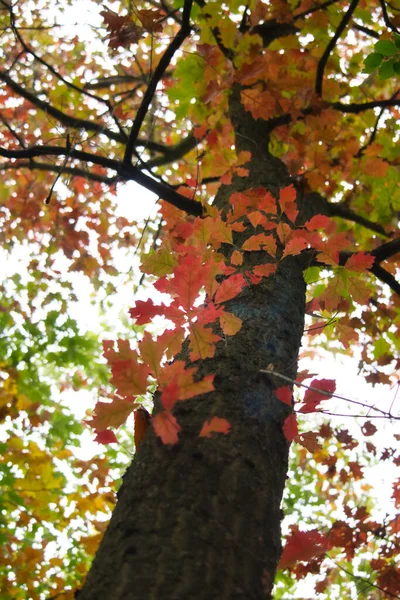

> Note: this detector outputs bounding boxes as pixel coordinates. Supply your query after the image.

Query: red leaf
[252,264,276,278]
[345,252,375,272]
[303,378,336,405]
[214,273,247,304]
[275,386,292,406]
[94,430,118,444]
[283,413,298,442]
[199,417,231,437]
[279,185,298,223]
[282,236,309,257]
[152,410,181,445]
[129,299,163,325]
[279,527,329,570]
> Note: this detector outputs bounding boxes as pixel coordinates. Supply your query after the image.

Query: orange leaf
[199,417,231,437]
[152,410,181,445]
[134,407,151,448]
[189,322,221,360]
[282,236,308,257]
[86,397,138,431]
[220,310,242,336]
[214,273,247,304]
[242,233,277,255]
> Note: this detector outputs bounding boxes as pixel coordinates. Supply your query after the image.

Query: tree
[0,0,399,598]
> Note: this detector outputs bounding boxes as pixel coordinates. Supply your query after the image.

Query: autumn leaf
[94,430,118,445]
[137,8,164,32]
[252,264,277,278]
[279,185,298,223]
[282,236,309,257]
[220,310,242,336]
[152,410,181,445]
[295,431,322,453]
[199,417,231,437]
[138,331,164,378]
[134,407,151,448]
[86,397,138,431]
[241,233,277,255]
[214,273,247,304]
[283,413,298,442]
[345,252,375,272]
[275,386,292,406]
[279,527,329,570]
[100,8,143,49]
[189,322,221,360]
[298,378,336,413]
[140,247,178,276]
[304,214,332,231]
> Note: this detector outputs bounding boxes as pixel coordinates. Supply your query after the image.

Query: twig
[260,368,397,418]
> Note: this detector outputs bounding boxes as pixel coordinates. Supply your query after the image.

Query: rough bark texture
[79,90,309,600]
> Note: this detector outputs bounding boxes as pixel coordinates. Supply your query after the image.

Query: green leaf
[394,61,400,75]
[379,59,395,80]
[374,40,399,57]
[363,52,383,72]
[393,32,400,49]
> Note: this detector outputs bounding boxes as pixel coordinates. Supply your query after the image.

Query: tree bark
[79,92,308,600]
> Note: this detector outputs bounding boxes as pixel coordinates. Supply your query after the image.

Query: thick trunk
[79,94,308,599]
[78,261,305,600]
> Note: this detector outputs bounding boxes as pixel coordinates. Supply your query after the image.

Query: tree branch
[379,0,399,32]
[0,160,117,185]
[331,94,400,113]
[370,237,400,263]
[0,144,203,216]
[369,263,400,296]
[138,134,201,169]
[0,69,125,144]
[315,0,360,97]
[123,0,193,164]
[8,4,127,140]
[328,202,390,237]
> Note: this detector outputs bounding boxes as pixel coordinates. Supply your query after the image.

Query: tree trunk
[79,93,308,600]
